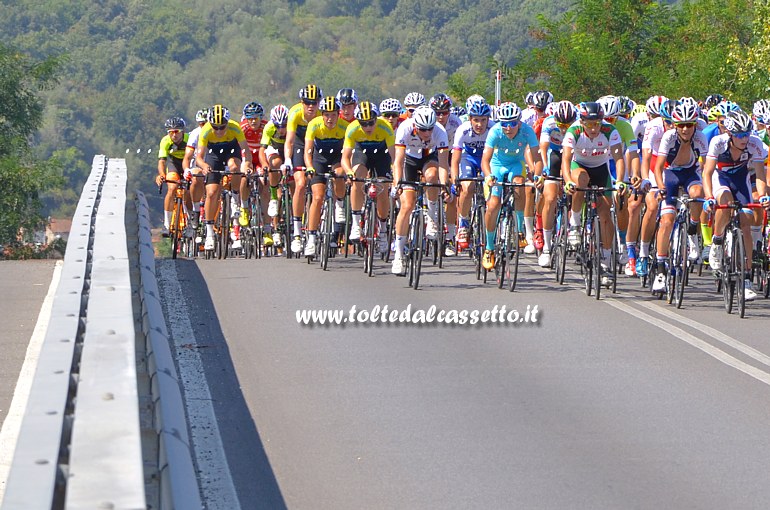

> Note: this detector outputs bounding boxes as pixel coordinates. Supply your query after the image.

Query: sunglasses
[435,110,450,116]
[360,120,376,127]
[303,100,319,106]
[582,121,601,128]
[731,131,751,139]
[383,113,399,119]
[556,122,571,130]
[675,122,696,128]
[500,120,518,128]
[407,108,416,114]
[417,127,434,132]
[605,116,617,124]
[211,124,227,131]
[276,123,287,128]
[167,129,182,135]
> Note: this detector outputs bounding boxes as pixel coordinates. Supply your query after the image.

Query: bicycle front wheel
[735,229,747,318]
[364,200,376,276]
[508,211,520,292]
[674,220,687,308]
[593,215,602,300]
[170,200,182,259]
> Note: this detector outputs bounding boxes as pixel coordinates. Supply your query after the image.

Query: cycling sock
[206,223,215,238]
[701,223,713,246]
[379,218,388,233]
[524,216,535,241]
[427,200,438,222]
[270,186,279,200]
[459,215,469,229]
[569,210,581,228]
[543,229,553,252]
[352,210,362,225]
[164,210,171,228]
[601,248,611,262]
[712,235,723,246]
[516,210,524,231]
[447,223,456,240]
[192,201,201,212]
[751,225,762,246]
[395,235,406,256]
[688,219,698,235]
[486,230,496,251]
[293,217,302,237]
[618,229,627,245]
[639,242,650,258]
[535,214,543,230]
[626,242,637,260]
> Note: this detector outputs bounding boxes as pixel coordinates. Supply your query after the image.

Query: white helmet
[404,92,426,108]
[597,95,621,118]
[270,104,289,125]
[412,106,436,129]
[496,102,522,122]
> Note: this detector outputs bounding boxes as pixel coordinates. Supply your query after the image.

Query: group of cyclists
[155,84,770,306]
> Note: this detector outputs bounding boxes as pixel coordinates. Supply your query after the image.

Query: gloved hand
[280,163,292,174]
[703,198,716,213]
[759,195,770,206]
[484,174,496,187]
[390,186,400,199]
[564,181,577,194]
[615,181,628,194]
[640,179,652,193]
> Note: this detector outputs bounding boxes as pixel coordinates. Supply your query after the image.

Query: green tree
[0,43,63,244]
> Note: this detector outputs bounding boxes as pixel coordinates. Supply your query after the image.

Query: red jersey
[240,118,267,162]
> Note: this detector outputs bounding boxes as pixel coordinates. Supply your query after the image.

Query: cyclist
[650,101,708,292]
[285,84,322,253]
[431,93,463,255]
[562,101,626,285]
[391,105,450,275]
[379,98,403,131]
[703,109,770,301]
[303,96,350,257]
[480,102,542,271]
[195,105,253,251]
[156,116,190,236]
[182,108,209,226]
[537,100,576,267]
[452,99,494,252]
[239,102,269,245]
[341,101,395,251]
[259,104,290,248]
[520,91,538,126]
[523,90,553,253]
[634,95,671,278]
[597,95,640,268]
[337,88,358,122]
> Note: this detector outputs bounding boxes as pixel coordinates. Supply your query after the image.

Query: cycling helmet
[412,105,437,129]
[467,101,492,117]
[270,104,289,125]
[319,96,341,112]
[299,84,322,101]
[404,92,426,107]
[524,91,535,106]
[242,102,264,119]
[597,95,621,118]
[533,90,554,111]
[752,99,770,123]
[671,102,699,123]
[714,100,741,118]
[678,96,699,110]
[355,101,378,122]
[497,102,522,122]
[723,110,753,134]
[645,95,668,117]
[379,98,402,114]
[578,101,604,121]
[704,94,725,109]
[195,109,209,123]
[659,99,680,122]
[631,103,647,117]
[465,94,486,111]
[208,105,230,125]
[451,105,467,117]
[430,93,452,111]
[164,116,186,130]
[554,100,577,124]
[617,96,635,116]
[336,88,358,106]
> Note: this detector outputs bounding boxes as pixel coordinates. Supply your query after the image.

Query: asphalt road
[0,260,58,428]
[161,248,770,510]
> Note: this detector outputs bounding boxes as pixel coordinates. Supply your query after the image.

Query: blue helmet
[468,101,491,117]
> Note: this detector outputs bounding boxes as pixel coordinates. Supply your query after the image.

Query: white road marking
[157,259,241,510]
[0,261,63,505]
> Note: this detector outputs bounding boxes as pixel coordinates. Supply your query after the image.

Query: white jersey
[187,125,203,149]
[630,112,648,140]
[655,129,708,168]
[706,133,767,173]
[696,118,708,132]
[641,117,667,152]
[539,116,566,148]
[563,123,622,167]
[452,119,494,158]
[521,107,538,127]
[441,113,463,146]
[395,118,449,158]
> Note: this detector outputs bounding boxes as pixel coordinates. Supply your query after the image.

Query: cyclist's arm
[238,139,253,170]
[438,149,450,185]
[284,130,295,167]
[258,145,269,169]
[538,140,550,169]
[393,145,405,184]
[183,146,195,172]
[561,145,574,185]
[341,146,354,176]
[450,148,461,183]
[481,146,494,180]
[156,157,166,185]
[611,142,625,182]
[527,145,543,178]
[626,147,640,183]
[640,148,652,180]
[755,161,768,198]
[653,149,666,193]
[702,157,716,199]
[304,135,314,172]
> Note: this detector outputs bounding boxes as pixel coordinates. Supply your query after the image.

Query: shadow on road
[172,259,288,510]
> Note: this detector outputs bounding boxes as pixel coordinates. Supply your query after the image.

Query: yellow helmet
[208,104,230,125]
[355,101,378,122]
[299,84,322,102]
[319,96,341,112]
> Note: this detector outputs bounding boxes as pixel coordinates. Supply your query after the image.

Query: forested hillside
[0,0,570,216]
[1,0,768,222]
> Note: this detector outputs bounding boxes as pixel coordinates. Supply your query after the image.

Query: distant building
[46,218,72,243]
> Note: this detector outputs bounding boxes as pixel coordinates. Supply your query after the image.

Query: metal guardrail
[2,156,200,509]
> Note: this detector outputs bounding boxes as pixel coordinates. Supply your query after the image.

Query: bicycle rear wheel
[218,197,230,260]
[364,200,376,276]
[384,197,396,262]
[170,200,182,259]
[592,215,602,300]
[495,213,508,290]
[554,204,568,284]
[674,221,687,308]
[721,234,734,313]
[473,205,485,281]
[437,194,446,269]
[320,194,333,270]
